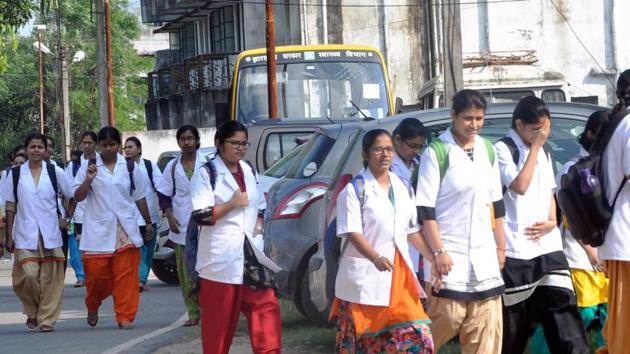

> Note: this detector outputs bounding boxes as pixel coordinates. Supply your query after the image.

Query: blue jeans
[139,223,158,285]
[68,225,85,281]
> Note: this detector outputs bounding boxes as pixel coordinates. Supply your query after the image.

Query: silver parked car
[264,102,609,324]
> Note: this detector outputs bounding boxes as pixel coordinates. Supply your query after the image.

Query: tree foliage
[0,0,153,164]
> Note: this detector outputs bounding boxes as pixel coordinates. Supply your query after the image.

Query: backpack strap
[480,136,496,166]
[125,157,136,196]
[72,160,80,177]
[201,158,218,191]
[498,136,519,165]
[171,157,178,196]
[143,158,156,191]
[429,137,449,181]
[46,162,62,217]
[12,165,20,205]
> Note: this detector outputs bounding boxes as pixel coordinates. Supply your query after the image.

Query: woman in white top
[191,121,281,354]
[495,96,587,354]
[124,136,162,292]
[416,89,506,353]
[598,69,630,354]
[74,126,153,329]
[391,117,429,279]
[3,133,76,332]
[156,125,204,326]
[331,128,434,352]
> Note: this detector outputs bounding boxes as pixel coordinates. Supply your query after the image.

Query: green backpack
[410,136,496,188]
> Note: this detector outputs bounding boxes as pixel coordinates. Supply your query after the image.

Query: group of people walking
[2,70,630,354]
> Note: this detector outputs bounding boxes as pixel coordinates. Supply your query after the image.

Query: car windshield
[282,132,335,179]
[236,61,389,123]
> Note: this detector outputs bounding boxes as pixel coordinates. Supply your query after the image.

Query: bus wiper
[348,100,368,119]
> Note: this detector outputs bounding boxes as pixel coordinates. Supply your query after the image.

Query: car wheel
[298,267,332,326]
[151,255,180,285]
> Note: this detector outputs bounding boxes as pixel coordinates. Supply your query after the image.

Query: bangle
[433,248,446,257]
[497,247,506,252]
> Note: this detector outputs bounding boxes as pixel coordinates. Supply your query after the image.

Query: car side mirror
[395,97,404,114]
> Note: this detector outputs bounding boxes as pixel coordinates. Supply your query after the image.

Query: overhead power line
[221,0,528,8]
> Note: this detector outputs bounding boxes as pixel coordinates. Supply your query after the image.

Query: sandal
[39,325,53,332]
[118,321,134,329]
[182,319,199,327]
[25,318,37,330]
[74,280,85,288]
[87,312,98,327]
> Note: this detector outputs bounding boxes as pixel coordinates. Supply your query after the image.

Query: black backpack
[143,158,156,191]
[557,108,629,246]
[12,162,62,217]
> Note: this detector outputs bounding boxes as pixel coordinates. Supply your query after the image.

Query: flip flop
[183,319,199,327]
[25,318,37,330]
[118,321,134,329]
[39,325,53,332]
[87,312,98,327]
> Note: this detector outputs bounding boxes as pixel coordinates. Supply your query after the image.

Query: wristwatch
[433,248,447,257]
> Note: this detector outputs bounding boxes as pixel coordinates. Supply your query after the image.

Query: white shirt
[156,151,206,245]
[391,152,421,273]
[496,129,562,260]
[74,154,148,252]
[191,156,266,285]
[335,168,420,306]
[555,148,594,270]
[134,159,162,224]
[4,162,75,250]
[601,113,630,261]
[416,129,504,286]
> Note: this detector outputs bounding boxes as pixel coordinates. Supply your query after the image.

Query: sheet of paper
[247,234,282,273]
[363,83,381,99]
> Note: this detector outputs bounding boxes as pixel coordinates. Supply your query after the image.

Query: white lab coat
[4,162,75,250]
[156,151,206,245]
[134,159,162,225]
[191,156,266,285]
[335,168,420,306]
[416,129,503,285]
[74,154,148,252]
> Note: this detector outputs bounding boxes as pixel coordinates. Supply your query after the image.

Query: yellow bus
[229,45,395,123]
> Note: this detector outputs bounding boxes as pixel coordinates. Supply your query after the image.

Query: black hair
[215,120,248,146]
[13,152,27,161]
[612,69,630,115]
[393,118,429,141]
[125,136,143,155]
[578,110,610,151]
[81,131,98,143]
[97,126,122,144]
[176,124,201,150]
[361,129,392,168]
[44,135,54,148]
[70,150,83,159]
[12,144,25,157]
[451,89,487,115]
[511,96,550,129]
[24,132,47,148]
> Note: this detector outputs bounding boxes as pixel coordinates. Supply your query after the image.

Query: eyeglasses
[403,140,428,152]
[225,140,251,149]
[369,146,395,155]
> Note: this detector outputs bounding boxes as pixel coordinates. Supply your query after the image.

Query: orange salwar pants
[597,260,630,354]
[83,247,141,324]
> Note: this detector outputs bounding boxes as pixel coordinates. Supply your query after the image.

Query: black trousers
[502,285,589,354]
[61,228,69,271]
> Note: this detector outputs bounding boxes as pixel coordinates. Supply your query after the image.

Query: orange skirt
[330,249,433,353]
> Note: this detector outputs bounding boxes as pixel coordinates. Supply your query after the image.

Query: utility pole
[104,0,116,127]
[37,26,46,134]
[95,0,109,127]
[441,0,463,107]
[61,47,71,161]
[265,0,278,119]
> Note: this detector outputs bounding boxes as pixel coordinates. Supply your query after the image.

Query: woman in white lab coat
[74,126,153,329]
[331,129,434,353]
[3,133,76,332]
[416,89,506,353]
[191,120,281,354]
[156,124,204,326]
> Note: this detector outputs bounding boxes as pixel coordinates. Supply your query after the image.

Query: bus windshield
[235,53,390,123]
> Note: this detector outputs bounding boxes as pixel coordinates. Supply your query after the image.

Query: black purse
[242,237,277,289]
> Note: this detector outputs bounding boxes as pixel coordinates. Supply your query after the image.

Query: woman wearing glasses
[156,125,204,327]
[331,129,435,353]
[392,117,430,280]
[191,121,281,354]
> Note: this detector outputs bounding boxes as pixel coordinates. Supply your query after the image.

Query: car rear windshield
[282,132,335,179]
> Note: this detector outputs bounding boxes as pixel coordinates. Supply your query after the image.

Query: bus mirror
[395,97,404,114]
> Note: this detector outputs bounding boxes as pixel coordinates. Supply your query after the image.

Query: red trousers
[83,247,140,324]
[199,278,282,354]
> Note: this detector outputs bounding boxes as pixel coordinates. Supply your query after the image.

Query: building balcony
[140,0,209,24]
[147,52,238,101]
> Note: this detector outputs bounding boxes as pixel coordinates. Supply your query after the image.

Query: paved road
[0,257,195,354]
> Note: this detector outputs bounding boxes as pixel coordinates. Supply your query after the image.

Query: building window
[180,23,196,60]
[210,5,238,53]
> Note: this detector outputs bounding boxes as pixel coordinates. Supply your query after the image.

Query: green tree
[0,0,152,162]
